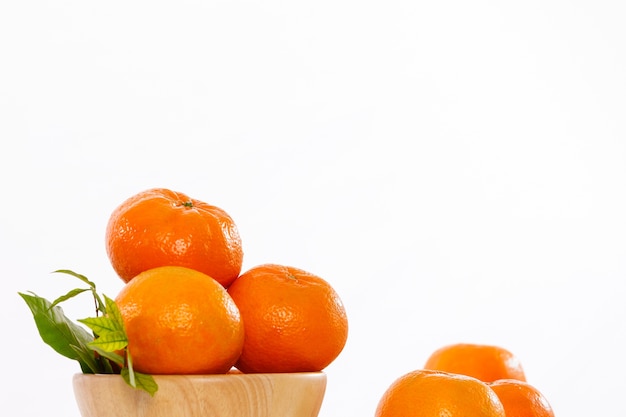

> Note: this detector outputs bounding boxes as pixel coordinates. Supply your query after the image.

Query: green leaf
[87,331,128,352]
[78,316,123,335]
[92,292,107,315]
[121,368,158,396]
[103,294,124,329]
[90,345,125,367]
[99,357,116,374]
[20,271,160,396]
[19,292,94,363]
[70,344,101,374]
[50,288,91,309]
[52,269,107,314]
[53,269,96,289]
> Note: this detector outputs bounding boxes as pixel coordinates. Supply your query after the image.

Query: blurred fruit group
[489,379,555,417]
[227,264,348,373]
[377,343,555,417]
[375,369,506,417]
[105,188,243,287]
[423,343,526,382]
[115,266,244,374]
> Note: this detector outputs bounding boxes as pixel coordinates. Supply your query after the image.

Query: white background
[1,1,625,416]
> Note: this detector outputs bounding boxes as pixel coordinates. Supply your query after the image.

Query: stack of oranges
[104,187,349,375]
[376,343,555,417]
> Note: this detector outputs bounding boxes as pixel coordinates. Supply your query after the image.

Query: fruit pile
[21,188,349,393]
[376,343,555,417]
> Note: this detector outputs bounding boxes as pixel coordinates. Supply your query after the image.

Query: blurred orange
[375,369,506,417]
[424,343,526,382]
[490,379,555,417]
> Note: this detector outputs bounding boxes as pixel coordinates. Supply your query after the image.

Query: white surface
[1,1,625,416]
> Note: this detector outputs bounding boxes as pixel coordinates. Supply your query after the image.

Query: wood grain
[73,371,326,417]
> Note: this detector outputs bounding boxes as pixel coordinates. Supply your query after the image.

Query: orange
[114,266,244,374]
[375,369,506,417]
[424,343,526,382]
[489,379,555,417]
[227,263,348,373]
[105,188,243,287]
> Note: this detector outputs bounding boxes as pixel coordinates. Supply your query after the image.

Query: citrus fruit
[489,379,555,417]
[423,343,526,382]
[226,263,348,373]
[105,188,243,287]
[375,369,506,417]
[114,266,244,374]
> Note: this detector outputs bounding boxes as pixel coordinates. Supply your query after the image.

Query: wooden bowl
[73,371,327,417]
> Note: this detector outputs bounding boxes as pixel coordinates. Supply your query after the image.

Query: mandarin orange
[114,266,244,374]
[490,379,555,417]
[227,263,348,373]
[424,343,526,382]
[105,188,243,287]
[375,369,506,417]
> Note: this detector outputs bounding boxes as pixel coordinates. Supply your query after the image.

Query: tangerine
[375,369,506,417]
[489,379,555,417]
[114,266,244,374]
[227,263,348,373]
[105,188,243,287]
[424,343,526,382]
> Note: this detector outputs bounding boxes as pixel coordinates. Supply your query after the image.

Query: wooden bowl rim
[73,370,326,381]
